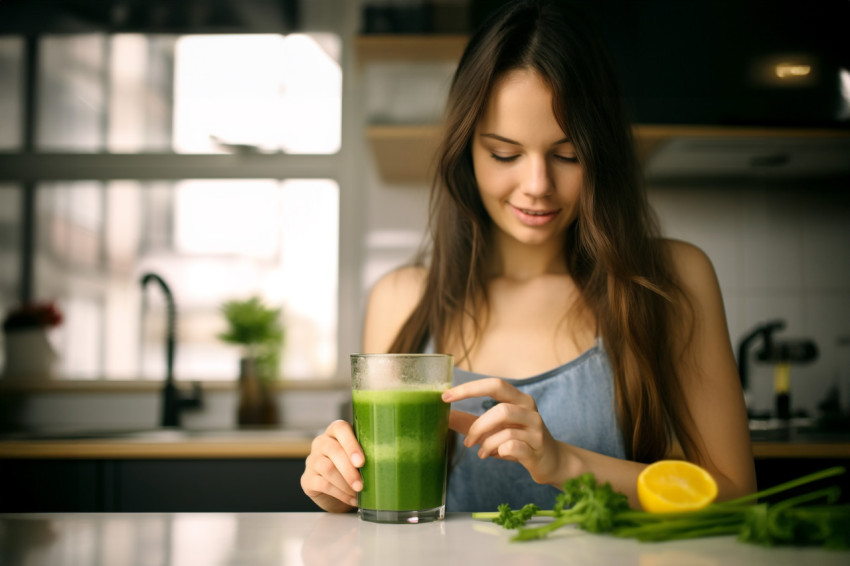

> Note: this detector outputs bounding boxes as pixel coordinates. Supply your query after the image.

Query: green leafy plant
[218,296,284,382]
[473,467,850,549]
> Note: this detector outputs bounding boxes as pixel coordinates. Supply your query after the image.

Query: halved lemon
[637,460,718,513]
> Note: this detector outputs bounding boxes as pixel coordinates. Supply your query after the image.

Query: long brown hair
[389,0,699,464]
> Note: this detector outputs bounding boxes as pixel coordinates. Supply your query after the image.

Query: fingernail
[350,498,358,507]
[441,391,452,402]
[351,453,364,467]
[463,437,472,447]
[352,481,363,492]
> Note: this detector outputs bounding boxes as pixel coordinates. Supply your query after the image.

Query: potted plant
[218,296,285,426]
[2,301,63,381]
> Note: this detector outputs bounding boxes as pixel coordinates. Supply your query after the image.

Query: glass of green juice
[350,353,453,524]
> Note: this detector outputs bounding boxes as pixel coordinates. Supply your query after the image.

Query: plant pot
[2,327,58,382]
[237,357,280,426]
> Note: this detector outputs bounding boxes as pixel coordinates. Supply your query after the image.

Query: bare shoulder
[662,239,721,300]
[661,238,731,357]
[664,239,715,279]
[368,265,428,312]
[362,265,428,353]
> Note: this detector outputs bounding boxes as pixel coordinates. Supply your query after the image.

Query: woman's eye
[554,154,579,164]
[490,153,519,163]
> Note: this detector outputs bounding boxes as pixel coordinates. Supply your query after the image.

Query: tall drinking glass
[350,353,453,524]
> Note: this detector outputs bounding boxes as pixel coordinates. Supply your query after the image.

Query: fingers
[301,450,358,509]
[478,434,534,465]
[462,407,559,484]
[301,420,364,511]
[442,377,537,411]
[327,419,365,469]
[475,426,541,460]
[463,402,543,448]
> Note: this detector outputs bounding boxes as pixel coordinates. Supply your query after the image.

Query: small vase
[237,357,280,427]
[2,327,59,382]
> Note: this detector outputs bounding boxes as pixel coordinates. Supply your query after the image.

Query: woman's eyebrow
[480,133,571,146]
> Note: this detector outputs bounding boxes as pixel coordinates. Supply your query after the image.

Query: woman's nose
[522,156,553,197]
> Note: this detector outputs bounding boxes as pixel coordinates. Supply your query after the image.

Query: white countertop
[1,512,848,566]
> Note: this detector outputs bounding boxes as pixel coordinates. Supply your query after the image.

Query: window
[1,31,342,382]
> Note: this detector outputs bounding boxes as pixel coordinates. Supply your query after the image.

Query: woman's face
[472,68,583,250]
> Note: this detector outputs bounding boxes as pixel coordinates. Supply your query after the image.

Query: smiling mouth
[517,207,556,216]
[510,204,561,226]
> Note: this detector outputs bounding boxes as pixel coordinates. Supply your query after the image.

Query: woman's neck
[488,231,567,281]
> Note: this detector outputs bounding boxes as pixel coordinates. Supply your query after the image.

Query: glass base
[358,506,445,524]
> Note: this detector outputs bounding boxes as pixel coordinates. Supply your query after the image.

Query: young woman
[301,0,756,513]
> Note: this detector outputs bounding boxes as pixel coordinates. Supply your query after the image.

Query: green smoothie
[353,388,450,512]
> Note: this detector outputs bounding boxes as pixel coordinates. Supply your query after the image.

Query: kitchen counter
[0,429,316,459]
[1,512,848,566]
[1,431,849,459]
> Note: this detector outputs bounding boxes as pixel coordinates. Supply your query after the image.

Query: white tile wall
[361,164,430,292]
[801,190,850,290]
[649,182,850,416]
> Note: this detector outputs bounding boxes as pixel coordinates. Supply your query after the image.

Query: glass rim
[350,353,452,359]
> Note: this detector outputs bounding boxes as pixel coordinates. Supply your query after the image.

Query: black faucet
[737,320,786,393]
[140,273,202,427]
[737,320,818,420]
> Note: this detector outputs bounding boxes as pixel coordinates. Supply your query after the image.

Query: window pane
[0,185,22,375]
[35,32,342,155]
[37,35,107,152]
[33,180,339,381]
[0,37,23,150]
[172,33,341,154]
[108,34,175,153]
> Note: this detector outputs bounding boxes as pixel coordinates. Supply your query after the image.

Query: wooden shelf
[366,124,441,184]
[355,34,467,63]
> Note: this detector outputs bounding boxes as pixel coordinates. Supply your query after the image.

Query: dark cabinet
[0,459,320,512]
[754,457,850,503]
[0,460,101,512]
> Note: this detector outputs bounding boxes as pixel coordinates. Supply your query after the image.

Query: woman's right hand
[301,419,365,513]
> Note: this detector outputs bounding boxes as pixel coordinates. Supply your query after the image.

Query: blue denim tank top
[443,339,627,512]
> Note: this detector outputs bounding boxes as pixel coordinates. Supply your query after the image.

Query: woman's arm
[660,239,757,499]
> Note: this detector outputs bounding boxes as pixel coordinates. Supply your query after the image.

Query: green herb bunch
[218,296,284,382]
[473,467,850,549]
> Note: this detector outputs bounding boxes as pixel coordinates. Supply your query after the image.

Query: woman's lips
[510,204,560,226]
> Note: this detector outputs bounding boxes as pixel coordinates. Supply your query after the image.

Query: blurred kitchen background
[0,0,848,434]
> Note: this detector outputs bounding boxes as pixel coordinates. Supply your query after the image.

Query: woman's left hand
[442,377,562,486]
